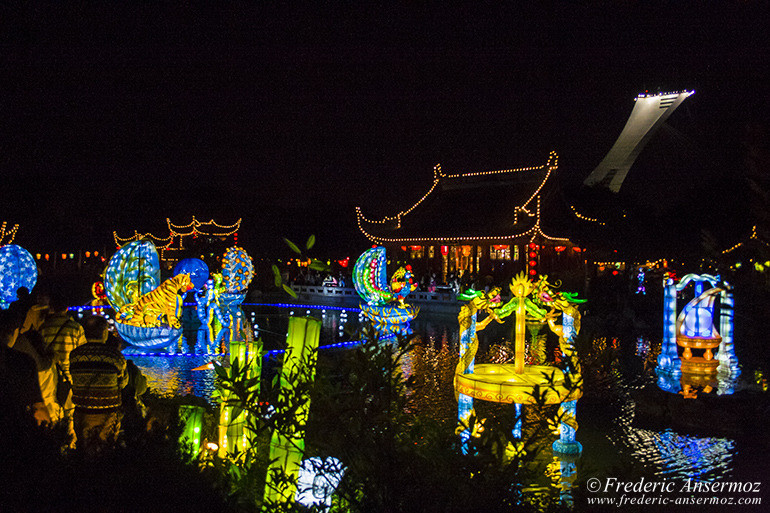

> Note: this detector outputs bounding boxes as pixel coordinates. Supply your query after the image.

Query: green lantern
[263,316,321,506]
[179,405,205,453]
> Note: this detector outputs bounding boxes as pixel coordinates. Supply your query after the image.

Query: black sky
[1,3,768,255]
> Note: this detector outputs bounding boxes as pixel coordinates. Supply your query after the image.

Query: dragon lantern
[455,272,586,456]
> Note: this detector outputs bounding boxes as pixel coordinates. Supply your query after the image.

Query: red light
[400,246,407,251]
[554,246,566,252]
[441,245,449,256]
[573,247,582,252]
[528,243,538,250]
[529,269,537,276]
[409,246,422,251]
[612,270,619,276]
[529,260,537,267]
[528,251,537,259]
[85,251,91,258]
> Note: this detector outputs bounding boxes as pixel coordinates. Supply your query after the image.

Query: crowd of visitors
[0,285,147,455]
[289,268,486,295]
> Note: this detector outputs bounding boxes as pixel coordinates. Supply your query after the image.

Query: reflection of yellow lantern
[35,253,41,260]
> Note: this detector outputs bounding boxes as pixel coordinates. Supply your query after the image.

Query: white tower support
[584,91,694,192]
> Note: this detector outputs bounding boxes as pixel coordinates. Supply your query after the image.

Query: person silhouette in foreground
[0,310,51,427]
[69,315,127,455]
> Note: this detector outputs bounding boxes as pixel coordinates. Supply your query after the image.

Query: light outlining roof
[568,204,607,226]
[584,90,695,193]
[356,152,570,244]
[722,226,770,254]
[113,217,242,261]
[0,222,20,245]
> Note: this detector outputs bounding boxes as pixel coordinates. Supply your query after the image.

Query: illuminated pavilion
[355,91,701,281]
[355,151,585,281]
[113,217,241,268]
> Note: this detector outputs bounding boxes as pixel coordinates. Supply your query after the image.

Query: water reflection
[127,303,752,506]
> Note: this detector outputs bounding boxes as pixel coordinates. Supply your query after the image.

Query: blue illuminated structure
[657,273,681,376]
[104,241,186,349]
[656,273,739,386]
[173,258,210,290]
[352,246,419,334]
[0,244,37,310]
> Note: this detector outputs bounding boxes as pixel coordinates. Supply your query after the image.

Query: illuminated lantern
[410,245,422,251]
[44,254,50,261]
[69,253,74,259]
[0,245,38,309]
[337,257,350,268]
[295,457,345,510]
[264,316,321,506]
[179,405,205,453]
[173,258,210,290]
[62,254,67,260]
[573,247,582,253]
[461,246,472,257]
[35,253,41,260]
[554,246,566,252]
[94,251,99,257]
[441,245,449,256]
[85,251,91,258]
[220,246,255,293]
[527,244,539,276]
[400,246,407,251]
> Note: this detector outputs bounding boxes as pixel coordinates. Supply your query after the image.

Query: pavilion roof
[356,152,578,246]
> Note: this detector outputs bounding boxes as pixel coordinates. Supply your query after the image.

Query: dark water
[120,302,769,509]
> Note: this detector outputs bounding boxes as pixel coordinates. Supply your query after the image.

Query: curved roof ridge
[357,151,558,226]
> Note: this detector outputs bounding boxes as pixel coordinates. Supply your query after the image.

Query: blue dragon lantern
[104,240,193,349]
[352,246,419,334]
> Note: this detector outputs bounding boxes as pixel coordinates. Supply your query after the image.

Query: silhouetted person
[70,315,127,455]
[0,310,51,426]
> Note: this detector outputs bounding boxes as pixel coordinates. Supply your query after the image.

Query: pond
[120,301,769,509]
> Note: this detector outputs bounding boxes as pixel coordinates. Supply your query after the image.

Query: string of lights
[722,225,770,254]
[356,153,556,231]
[569,205,607,226]
[356,152,570,245]
[0,221,19,245]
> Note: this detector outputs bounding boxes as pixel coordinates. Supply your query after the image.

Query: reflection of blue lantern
[174,258,210,290]
[0,245,38,309]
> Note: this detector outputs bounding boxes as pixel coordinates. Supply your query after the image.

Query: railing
[289,285,461,304]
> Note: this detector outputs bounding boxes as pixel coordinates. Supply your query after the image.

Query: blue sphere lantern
[174,258,210,291]
[0,244,38,309]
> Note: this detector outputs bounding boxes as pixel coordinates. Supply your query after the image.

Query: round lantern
[0,244,38,309]
[173,258,210,290]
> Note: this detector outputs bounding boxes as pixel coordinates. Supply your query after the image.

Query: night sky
[2,4,768,256]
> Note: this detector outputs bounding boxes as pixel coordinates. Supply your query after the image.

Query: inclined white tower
[584,90,694,192]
